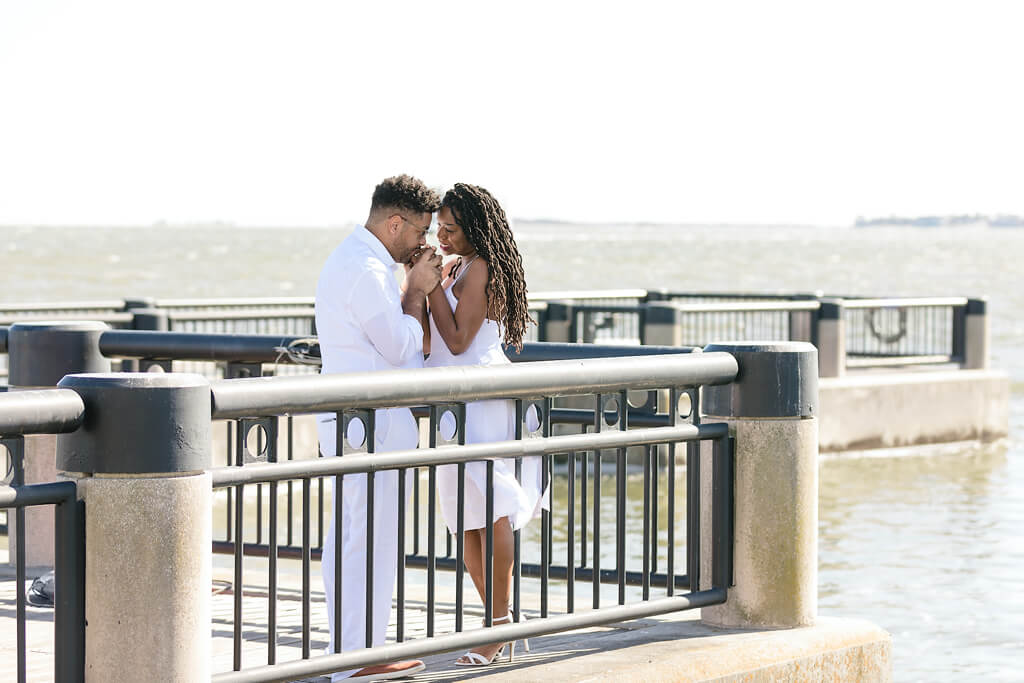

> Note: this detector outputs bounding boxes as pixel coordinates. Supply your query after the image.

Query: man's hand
[405,249,443,295]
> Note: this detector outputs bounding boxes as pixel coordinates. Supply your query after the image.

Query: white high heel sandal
[454,610,530,667]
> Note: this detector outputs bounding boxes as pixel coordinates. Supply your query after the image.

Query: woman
[423,183,544,666]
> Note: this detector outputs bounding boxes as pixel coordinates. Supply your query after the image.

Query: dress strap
[451,254,479,285]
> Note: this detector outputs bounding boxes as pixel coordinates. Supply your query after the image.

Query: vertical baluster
[413,468,421,556]
[365,469,375,648]
[456,462,465,632]
[616,390,627,605]
[13,444,26,683]
[226,421,233,542]
[667,439,676,597]
[427,465,437,637]
[318,477,325,552]
[651,442,659,575]
[233,481,244,671]
[485,460,495,625]
[580,427,588,569]
[396,467,406,642]
[593,395,602,609]
[567,449,576,613]
[513,400,523,627]
[287,416,294,548]
[333,471,344,656]
[268,478,278,665]
[642,444,651,600]
[302,478,311,659]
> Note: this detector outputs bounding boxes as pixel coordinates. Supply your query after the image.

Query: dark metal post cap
[543,301,573,321]
[8,321,111,387]
[644,302,681,325]
[966,297,987,315]
[817,299,844,320]
[702,341,818,418]
[56,373,212,474]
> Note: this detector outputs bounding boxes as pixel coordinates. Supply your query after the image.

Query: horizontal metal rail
[527,289,649,302]
[842,296,969,309]
[209,354,738,419]
[99,330,304,362]
[0,313,134,327]
[845,354,959,368]
[166,308,315,323]
[0,300,125,313]
[211,423,724,486]
[212,591,725,683]
[0,389,85,436]
[0,479,78,507]
[155,296,315,309]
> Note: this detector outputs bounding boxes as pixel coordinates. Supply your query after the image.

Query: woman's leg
[457,517,516,663]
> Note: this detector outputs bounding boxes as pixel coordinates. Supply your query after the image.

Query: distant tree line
[854,214,1024,228]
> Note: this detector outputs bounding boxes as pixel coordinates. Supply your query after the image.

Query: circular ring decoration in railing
[677,391,693,420]
[1,443,13,486]
[244,423,270,462]
[603,396,620,427]
[439,409,458,443]
[344,415,367,450]
[867,307,908,345]
[523,401,544,436]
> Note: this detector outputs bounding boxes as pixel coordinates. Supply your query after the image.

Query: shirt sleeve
[349,265,424,366]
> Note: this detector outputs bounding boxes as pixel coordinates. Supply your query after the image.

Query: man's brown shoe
[349,659,425,681]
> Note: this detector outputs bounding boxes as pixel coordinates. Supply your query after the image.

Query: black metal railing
[0,389,87,683]
[0,291,987,388]
[842,297,969,366]
[204,351,736,681]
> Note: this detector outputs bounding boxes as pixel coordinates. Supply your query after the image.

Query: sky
[1,1,1023,227]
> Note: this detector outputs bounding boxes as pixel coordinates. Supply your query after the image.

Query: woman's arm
[428,259,490,355]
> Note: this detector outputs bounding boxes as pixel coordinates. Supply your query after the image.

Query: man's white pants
[322,469,412,680]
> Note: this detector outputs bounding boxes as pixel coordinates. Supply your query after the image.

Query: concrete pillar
[815,299,845,378]
[963,298,989,370]
[542,301,574,343]
[700,341,819,629]
[6,321,110,571]
[642,303,683,346]
[56,372,212,682]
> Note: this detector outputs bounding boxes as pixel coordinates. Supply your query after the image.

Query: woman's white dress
[425,278,546,533]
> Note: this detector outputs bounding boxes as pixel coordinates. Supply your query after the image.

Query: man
[315,174,442,681]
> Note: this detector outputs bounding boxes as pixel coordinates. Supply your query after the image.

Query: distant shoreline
[854,214,1024,228]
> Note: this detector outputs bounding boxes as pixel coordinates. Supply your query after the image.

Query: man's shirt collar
[353,224,399,269]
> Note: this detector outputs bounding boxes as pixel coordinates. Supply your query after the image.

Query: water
[4,222,1024,680]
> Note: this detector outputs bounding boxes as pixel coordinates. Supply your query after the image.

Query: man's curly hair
[441,183,533,350]
[370,174,441,216]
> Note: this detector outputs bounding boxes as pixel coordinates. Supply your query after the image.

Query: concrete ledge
[412,614,891,682]
[819,369,1009,452]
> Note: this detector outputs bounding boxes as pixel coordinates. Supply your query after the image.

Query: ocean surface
[4,222,1023,681]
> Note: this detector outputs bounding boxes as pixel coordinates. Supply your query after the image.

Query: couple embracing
[314,174,545,681]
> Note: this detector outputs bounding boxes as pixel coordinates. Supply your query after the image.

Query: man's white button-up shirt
[314,225,424,455]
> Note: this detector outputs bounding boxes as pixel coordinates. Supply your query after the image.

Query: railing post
[6,322,110,571]
[642,303,682,346]
[963,297,989,369]
[126,309,171,371]
[56,373,212,682]
[542,301,574,343]
[815,299,845,378]
[700,341,818,628]
[787,294,818,343]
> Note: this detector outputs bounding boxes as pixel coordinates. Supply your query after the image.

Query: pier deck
[1,563,889,682]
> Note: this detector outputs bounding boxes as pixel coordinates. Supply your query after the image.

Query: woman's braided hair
[442,183,532,350]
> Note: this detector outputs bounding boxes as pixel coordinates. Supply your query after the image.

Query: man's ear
[386,214,403,236]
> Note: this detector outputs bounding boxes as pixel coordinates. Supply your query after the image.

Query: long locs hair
[441,183,533,350]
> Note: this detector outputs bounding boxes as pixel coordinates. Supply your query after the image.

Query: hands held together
[405,246,443,296]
